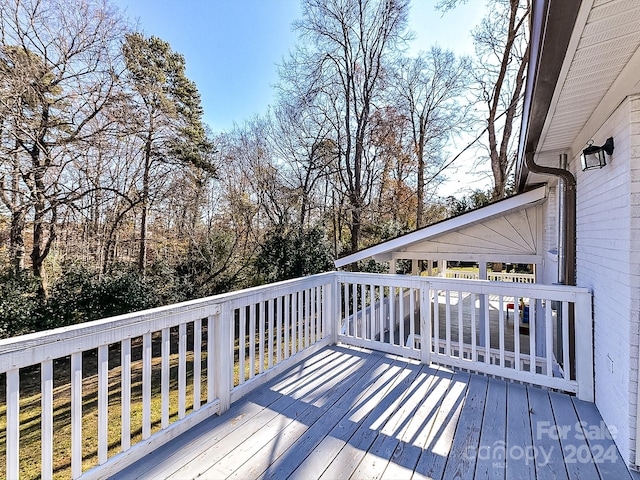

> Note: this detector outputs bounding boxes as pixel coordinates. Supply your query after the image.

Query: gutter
[518,0,582,286]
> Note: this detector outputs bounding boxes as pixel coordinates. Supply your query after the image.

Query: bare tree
[390,47,472,227]
[0,0,125,284]
[438,0,529,199]
[284,0,410,254]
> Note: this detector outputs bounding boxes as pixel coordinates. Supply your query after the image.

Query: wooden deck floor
[113,345,631,480]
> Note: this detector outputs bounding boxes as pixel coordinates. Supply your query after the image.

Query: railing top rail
[335,271,589,296]
[0,271,335,357]
[0,270,591,371]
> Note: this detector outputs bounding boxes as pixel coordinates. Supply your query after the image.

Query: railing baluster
[445,290,451,356]
[161,327,170,428]
[529,299,536,374]
[370,284,376,342]
[380,285,385,342]
[7,369,19,480]
[259,301,265,373]
[239,306,246,384]
[433,288,439,353]
[306,288,312,347]
[343,282,348,335]
[71,351,82,478]
[471,293,477,362]
[499,296,505,367]
[194,318,202,411]
[352,282,357,338]
[143,332,152,438]
[458,291,463,358]
[179,323,187,419]
[249,303,256,374]
[409,288,416,349]
[41,360,53,480]
[121,338,131,451]
[268,297,274,368]
[389,286,395,346]
[318,287,323,342]
[98,344,109,464]
[513,298,521,371]
[284,294,290,359]
[298,291,303,352]
[311,288,316,344]
[207,316,215,403]
[399,287,405,347]
[484,294,490,364]
[277,296,282,363]
[562,301,570,379]
[545,300,553,376]
[360,283,366,340]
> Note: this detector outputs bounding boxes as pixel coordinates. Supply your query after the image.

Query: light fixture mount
[581,137,613,171]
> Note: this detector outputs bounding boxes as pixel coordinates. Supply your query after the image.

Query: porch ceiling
[521,0,640,187]
[335,185,547,267]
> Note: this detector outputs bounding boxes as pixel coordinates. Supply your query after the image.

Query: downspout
[525,150,576,379]
[524,151,576,286]
[557,153,569,285]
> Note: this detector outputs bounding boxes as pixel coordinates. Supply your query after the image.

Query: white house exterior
[335,0,640,471]
[517,0,640,469]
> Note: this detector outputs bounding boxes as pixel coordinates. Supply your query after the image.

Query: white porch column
[389,259,397,274]
[479,262,488,347]
[411,259,419,275]
[440,260,447,278]
[427,260,434,277]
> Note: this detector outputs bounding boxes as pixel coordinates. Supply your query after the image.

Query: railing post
[327,274,339,344]
[420,278,432,364]
[213,303,232,413]
[575,291,594,402]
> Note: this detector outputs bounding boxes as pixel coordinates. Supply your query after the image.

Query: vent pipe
[557,153,568,284]
[525,150,576,378]
[525,152,576,286]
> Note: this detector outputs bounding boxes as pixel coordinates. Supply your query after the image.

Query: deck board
[549,391,600,480]
[528,386,569,479]
[571,397,633,480]
[506,382,536,479]
[263,357,417,479]
[112,344,631,480]
[441,373,488,480]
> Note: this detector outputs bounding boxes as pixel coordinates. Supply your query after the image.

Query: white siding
[630,94,640,467]
[572,95,637,464]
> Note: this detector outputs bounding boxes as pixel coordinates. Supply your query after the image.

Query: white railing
[0,271,592,479]
[335,272,592,399]
[488,272,536,283]
[0,273,333,480]
[446,270,535,283]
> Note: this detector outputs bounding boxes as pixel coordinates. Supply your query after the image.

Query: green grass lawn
[0,322,308,479]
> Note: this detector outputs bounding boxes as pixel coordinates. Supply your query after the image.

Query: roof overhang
[335,185,547,268]
[517,0,640,190]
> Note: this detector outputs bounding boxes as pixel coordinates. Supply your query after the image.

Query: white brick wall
[629,94,640,466]
[571,95,638,464]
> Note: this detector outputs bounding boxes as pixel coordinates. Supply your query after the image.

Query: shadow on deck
[113,345,630,480]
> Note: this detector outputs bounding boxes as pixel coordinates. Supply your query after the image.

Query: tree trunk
[138,135,152,273]
[10,208,26,274]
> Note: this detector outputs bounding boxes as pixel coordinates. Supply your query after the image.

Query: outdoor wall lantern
[581,137,614,171]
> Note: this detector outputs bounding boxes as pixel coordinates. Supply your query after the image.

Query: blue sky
[113,0,486,133]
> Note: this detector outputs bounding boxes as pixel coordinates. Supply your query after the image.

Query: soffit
[536,0,640,160]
